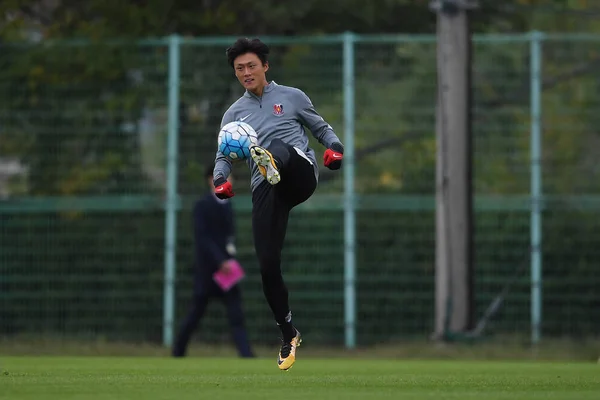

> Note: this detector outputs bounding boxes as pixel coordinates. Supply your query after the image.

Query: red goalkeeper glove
[214,176,234,199]
[323,142,344,170]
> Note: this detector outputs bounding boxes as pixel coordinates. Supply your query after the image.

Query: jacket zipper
[249,91,263,108]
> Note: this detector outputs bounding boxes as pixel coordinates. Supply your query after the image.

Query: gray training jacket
[213,81,341,192]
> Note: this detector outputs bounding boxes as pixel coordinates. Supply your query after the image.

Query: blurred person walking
[172,163,254,358]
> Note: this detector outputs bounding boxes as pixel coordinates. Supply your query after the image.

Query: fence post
[163,34,181,347]
[343,31,357,349]
[529,30,543,345]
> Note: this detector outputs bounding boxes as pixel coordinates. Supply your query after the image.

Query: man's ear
[264,61,269,73]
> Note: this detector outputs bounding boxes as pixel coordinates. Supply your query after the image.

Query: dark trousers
[172,284,254,358]
[252,139,317,326]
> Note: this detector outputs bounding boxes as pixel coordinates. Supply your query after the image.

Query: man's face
[233,52,268,93]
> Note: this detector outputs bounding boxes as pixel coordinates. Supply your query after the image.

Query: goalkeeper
[212,37,344,371]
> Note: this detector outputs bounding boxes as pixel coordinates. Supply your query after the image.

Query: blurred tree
[5,0,600,41]
[1,0,600,343]
[3,0,600,195]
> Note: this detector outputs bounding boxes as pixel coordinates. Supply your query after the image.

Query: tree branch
[481,55,600,109]
[320,56,600,185]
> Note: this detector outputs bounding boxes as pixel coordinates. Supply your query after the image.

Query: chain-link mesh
[540,37,600,337]
[0,41,169,340]
[1,35,599,347]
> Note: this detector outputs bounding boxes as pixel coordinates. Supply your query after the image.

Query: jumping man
[212,38,344,371]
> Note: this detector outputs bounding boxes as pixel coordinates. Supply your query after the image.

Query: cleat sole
[251,146,281,185]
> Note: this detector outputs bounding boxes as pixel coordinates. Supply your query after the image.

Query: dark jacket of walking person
[172,164,254,358]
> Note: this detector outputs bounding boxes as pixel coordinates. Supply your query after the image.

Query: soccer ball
[218,121,259,160]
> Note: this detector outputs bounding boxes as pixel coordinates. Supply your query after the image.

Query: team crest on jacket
[273,103,284,116]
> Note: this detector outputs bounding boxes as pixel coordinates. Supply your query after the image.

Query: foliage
[1,1,600,343]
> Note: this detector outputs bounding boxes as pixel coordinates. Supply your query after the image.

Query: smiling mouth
[244,78,254,85]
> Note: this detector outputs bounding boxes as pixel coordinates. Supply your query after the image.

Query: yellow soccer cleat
[250,145,281,185]
[277,329,302,371]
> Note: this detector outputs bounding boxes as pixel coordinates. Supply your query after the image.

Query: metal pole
[529,30,543,345]
[163,34,181,347]
[343,31,356,349]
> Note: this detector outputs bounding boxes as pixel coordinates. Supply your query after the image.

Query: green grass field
[2,356,599,400]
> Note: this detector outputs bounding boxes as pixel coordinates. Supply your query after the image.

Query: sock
[279,322,296,343]
[273,155,283,170]
[278,311,296,342]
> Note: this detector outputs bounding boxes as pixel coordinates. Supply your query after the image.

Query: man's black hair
[226,38,270,68]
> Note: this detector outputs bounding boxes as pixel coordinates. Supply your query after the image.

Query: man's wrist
[214,176,227,187]
[330,142,344,154]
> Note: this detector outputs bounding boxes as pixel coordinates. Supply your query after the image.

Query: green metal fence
[1,32,599,349]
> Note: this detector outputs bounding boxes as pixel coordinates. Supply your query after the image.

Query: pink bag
[213,260,245,291]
